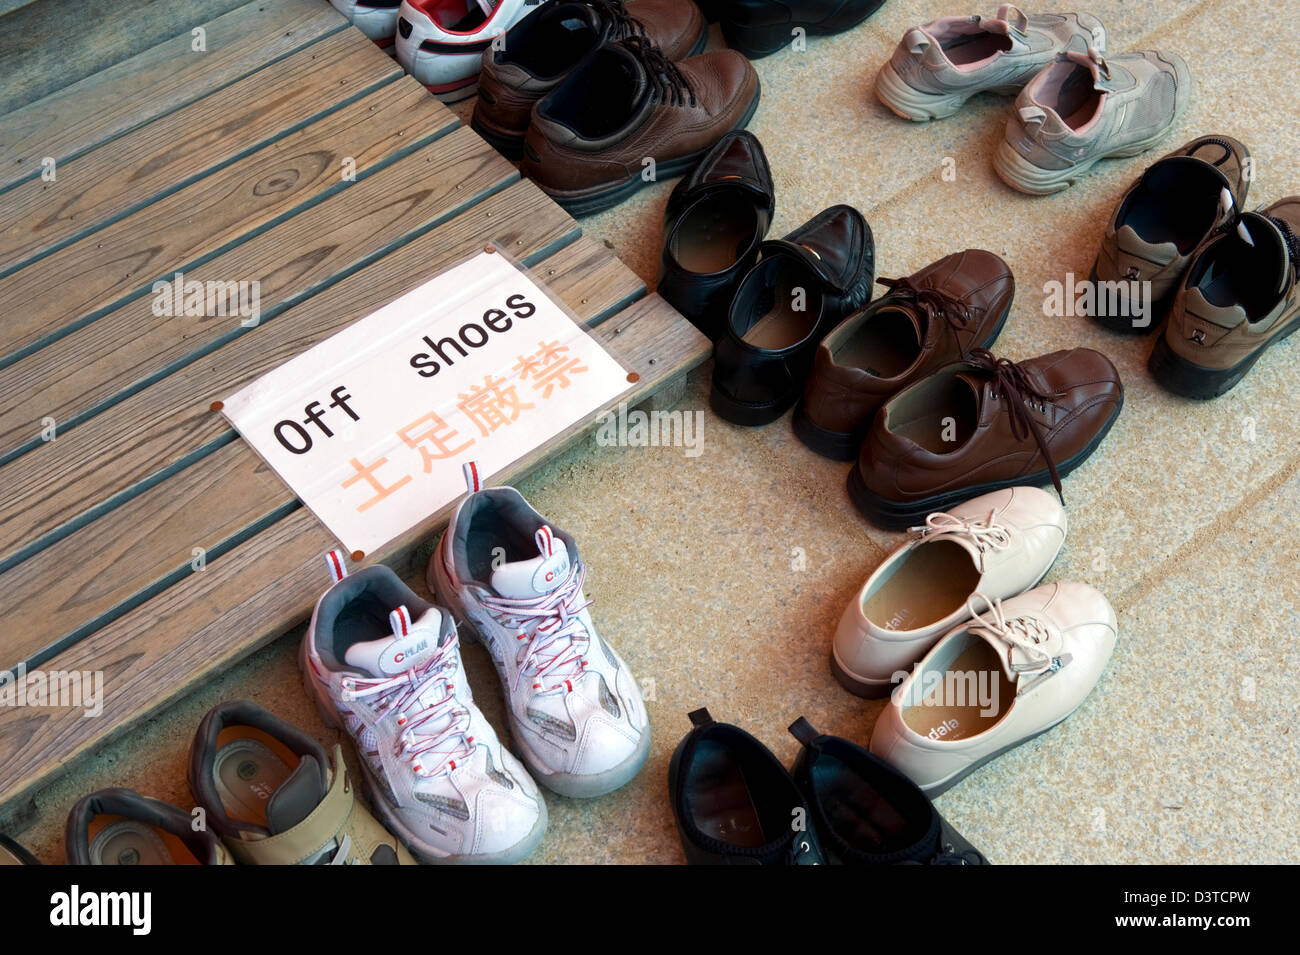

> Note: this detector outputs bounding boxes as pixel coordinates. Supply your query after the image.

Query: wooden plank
[0,0,251,115]
[0,180,580,572]
[0,293,707,823]
[0,30,402,272]
[0,236,646,673]
[0,126,519,463]
[0,78,455,365]
[0,0,348,190]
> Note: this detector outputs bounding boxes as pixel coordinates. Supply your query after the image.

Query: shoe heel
[721,18,797,59]
[873,61,969,121]
[299,638,343,732]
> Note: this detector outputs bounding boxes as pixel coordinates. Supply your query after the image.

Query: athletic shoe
[870,582,1117,796]
[831,486,1066,698]
[1089,135,1251,334]
[1149,198,1300,399]
[189,699,417,865]
[429,462,651,797]
[302,552,547,863]
[331,0,404,51]
[66,788,234,865]
[994,47,1191,194]
[396,0,534,102]
[669,707,824,864]
[876,4,1105,121]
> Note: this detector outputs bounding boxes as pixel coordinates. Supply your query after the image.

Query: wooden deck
[0,0,709,826]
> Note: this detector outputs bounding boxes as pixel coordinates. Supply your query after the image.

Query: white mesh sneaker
[329,0,403,50]
[429,463,651,798]
[302,553,547,864]
[395,0,534,102]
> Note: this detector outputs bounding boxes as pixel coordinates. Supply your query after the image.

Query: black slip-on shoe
[720,0,889,59]
[669,707,825,864]
[660,130,775,341]
[0,833,39,865]
[788,717,988,865]
[711,203,874,425]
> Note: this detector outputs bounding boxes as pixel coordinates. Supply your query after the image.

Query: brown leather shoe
[472,0,708,159]
[519,36,761,215]
[794,249,1014,460]
[848,347,1123,529]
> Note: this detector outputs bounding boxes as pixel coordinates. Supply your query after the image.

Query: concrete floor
[15,0,1300,863]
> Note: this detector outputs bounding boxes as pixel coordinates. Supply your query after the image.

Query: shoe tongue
[878,304,925,350]
[343,606,446,678]
[610,41,650,111]
[967,618,1042,682]
[954,370,989,417]
[491,527,572,598]
[1115,223,1179,267]
[263,754,327,835]
[1061,48,1111,91]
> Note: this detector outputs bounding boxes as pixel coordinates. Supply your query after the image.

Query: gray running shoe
[994,47,1192,194]
[876,4,1105,122]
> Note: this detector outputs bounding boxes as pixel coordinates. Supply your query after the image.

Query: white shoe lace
[965,592,1054,673]
[480,561,593,695]
[341,637,475,777]
[910,510,1012,568]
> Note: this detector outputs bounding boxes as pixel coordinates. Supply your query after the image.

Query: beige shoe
[870,581,1117,796]
[994,47,1191,194]
[832,486,1066,698]
[189,699,416,865]
[876,5,1105,121]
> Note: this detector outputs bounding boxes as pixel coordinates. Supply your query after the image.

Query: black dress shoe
[788,717,988,865]
[660,130,775,341]
[719,0,888,59]
[669,707,825,865]
[711,203,874,425]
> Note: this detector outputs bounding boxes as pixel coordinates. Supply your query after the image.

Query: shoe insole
[687,740,766,848]
[1045,66,1101,131]
[87,817,200,865]
[862,540,980,632]
[902,637,1015,741]
[1198,230,1284,321]
[891,376,978,452]
[213,728,297,828]
[940,31,1012,67]
[741,274,817,350]
[810,755,922,853]
[669,195,758,275]
[833,307,921,378]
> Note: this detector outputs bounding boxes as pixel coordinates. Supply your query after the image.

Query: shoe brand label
[881,609,913,631]
[379,636,432,675]
[531,552,570,593]
[928,718,960,740]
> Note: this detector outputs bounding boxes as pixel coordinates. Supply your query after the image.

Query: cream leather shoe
[832,486,1066,698]
[869,581,1117,795]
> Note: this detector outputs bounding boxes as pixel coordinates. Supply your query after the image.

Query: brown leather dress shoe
[472,0,708,159]
[795,249,1014,460]
[848,347,1123,528]
[520,36,761,215]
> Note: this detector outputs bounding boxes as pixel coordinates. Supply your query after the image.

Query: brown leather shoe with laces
[848,347,1123,528]
[519,36,760,215]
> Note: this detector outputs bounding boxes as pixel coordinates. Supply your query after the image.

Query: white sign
[220,250,632,554]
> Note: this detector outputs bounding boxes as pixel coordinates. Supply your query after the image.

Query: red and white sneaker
[428,462,651,797]
[395,0,534,102]
[302,552,547,863]
[330,0,403,53]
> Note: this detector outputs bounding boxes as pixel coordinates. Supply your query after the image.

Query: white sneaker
[429,463,651,797]
[330,0,402,48]
[869,581,1117,795]
[395,0,533,102]
[832,486,1066,698]
[302,554,547,863]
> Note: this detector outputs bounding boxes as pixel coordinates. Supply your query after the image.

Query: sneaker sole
[1148,316,1300,399]
[874,60,1021,122]
[993,117,1186,196]
[297,638,548,864]
[538,84,762,217]
[846,391,1124,529]
[427,538,652,798]
[793,297,1013,458]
